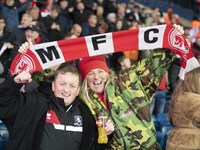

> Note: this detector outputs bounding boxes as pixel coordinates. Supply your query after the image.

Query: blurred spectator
[170,14,181,25]
[127,4,145,24]
[27,6,41,21]
[146,7,163,26]
[106,12,117,32]
[57,0,73,30]
[129,20,144,29]
[41,4,69,41]
[81,0,96,11]
[69,23,82,37]
[27,6,48,39]
[98,22,109,34]
[167,56,181,95]
[117,55,132,70]
[140,7,149,25]
[190,16,200,28]
[0,15,15,84]
[95,5,104,24]
[103,12,125,72]
[81,14,99,36]
[192,31,200,57]
[11,24,48,63]
[72,2,92,25]
[189,28,199,43]
[95,0,104,7]
[13,13,33,42]
[164,8,173,24]
[184,26,192,42]
[103,0,117,18]
[32,0,49,11]
[24,25,49,44]
[190,16,200,43]
[194,0,200,14]
[125,1,132,15]
[164,8,180,25]
[0,0,31,31]
[116,3,129,30]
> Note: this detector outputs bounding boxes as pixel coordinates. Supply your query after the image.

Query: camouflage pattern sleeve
[115,49,175,103]
[133,49,175,101]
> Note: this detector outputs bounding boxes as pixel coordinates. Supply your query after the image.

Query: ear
[52,81,55,92]
[76,86,80,96]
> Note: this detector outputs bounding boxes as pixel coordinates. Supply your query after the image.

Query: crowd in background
[0,0,200,149]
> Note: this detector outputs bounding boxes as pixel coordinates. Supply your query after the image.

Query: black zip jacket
[0,77,104,150]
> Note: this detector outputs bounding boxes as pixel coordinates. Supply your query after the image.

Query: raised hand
[18,38,33,54]
[173,24,184,35]
[14,71,32,84]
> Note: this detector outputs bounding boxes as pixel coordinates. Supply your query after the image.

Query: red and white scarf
[10,24,199,80]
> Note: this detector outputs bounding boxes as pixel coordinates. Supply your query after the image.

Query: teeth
[93,81,102,85]
[62,93,71,97]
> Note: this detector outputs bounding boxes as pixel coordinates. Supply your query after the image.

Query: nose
[63,85,71,93]
[93,72,100,79]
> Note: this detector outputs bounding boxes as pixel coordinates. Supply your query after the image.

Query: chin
[94,89,104,94]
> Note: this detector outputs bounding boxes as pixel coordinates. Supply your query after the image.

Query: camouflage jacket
[82,49,174,150]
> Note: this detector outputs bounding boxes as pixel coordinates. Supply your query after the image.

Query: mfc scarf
[10,24,199,80]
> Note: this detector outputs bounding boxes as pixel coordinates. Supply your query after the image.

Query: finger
[105,125,114,135]
[22,42,28,49]
[28,78,32,83]
[18,46,25,53]
[25,41,29,48]
[28,38,33,47]
[173,24,184,35]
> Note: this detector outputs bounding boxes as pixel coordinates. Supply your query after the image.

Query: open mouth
[93,80,102,86]
[61,93,71,97]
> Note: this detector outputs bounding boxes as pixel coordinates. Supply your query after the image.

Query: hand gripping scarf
[10,24,199,80]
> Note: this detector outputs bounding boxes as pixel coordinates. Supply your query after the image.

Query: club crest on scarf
[14,54,35,74]
[169,28,189,54]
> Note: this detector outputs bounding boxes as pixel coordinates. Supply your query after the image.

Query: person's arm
[0,1,4,9]
[17,0,32,13]
[136,48,175,101]
[0,71,32,120]
[131,24,184,102]
[116,48,175,104]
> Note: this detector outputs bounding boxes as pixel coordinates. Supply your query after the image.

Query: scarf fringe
[179,57,200,80]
